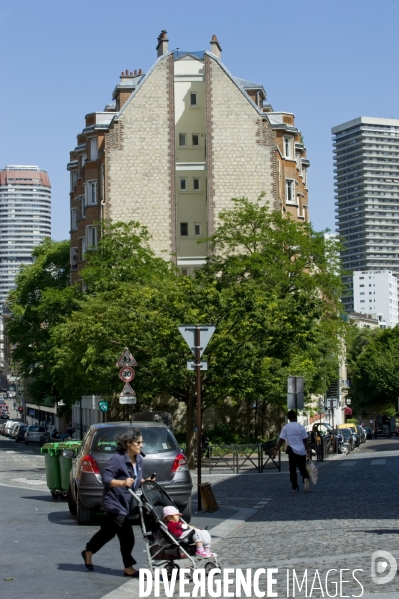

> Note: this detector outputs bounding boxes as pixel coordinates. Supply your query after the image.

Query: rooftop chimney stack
[210,35,222,60]
[156,30,169,57]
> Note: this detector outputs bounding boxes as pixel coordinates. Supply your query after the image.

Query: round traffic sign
[119,367,135,382]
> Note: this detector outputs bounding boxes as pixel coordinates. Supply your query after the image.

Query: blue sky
[1,0,399,240]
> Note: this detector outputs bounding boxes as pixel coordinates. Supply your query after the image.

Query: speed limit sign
[119,367,135,382]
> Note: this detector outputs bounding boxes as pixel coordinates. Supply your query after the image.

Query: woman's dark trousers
[86,513,136,568]
[288,449,309,490]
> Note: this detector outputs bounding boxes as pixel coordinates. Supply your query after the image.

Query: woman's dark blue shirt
[102,452,143,516]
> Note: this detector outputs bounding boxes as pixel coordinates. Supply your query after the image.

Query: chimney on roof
[210,34,222,60]
[156,30,169,57]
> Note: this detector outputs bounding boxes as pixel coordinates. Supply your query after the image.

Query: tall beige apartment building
[68,32,309,282]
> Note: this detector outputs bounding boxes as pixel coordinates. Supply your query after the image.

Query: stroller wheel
[205,562,218,576]
[165,562,180,580]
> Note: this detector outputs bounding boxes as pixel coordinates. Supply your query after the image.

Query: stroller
[129,481,220,577]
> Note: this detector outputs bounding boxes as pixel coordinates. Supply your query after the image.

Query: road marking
[370,458,386,465]
[10,477,47,485]
[339,461,358,467]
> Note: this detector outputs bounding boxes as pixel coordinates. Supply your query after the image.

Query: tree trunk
[245,399,251,443]
[185,390,197,469]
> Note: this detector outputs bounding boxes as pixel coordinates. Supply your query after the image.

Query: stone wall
[205,54,275,233]
[105,55,175,259]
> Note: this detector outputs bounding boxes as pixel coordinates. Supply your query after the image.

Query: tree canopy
[6,198,346,463]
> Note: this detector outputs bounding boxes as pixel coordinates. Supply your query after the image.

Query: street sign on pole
[119,367,135,382]
[178,325,216,358]
[98,401,109,412]
[178,324,216,512]
[119,396,137,405]
[120,383,135,397]
[287,376,305,410]
[187,360,208,371]
[116,348,137,368]
[326,397,339,409]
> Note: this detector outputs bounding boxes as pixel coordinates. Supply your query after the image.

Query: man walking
[272,410,311,492]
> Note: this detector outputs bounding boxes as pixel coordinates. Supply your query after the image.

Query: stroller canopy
[141,480,179,521]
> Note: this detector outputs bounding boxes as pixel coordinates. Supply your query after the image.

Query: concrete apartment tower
[353,269,398,328]
[68,32,310,282]
[0,165,51,369]
[332,117,399,311]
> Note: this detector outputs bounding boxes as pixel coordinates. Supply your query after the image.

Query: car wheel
[67,484,77,516]
[180,497,192,523]
[77,492,92,525]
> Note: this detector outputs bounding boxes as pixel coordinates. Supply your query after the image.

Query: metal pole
[196,326,202,512]
[79,397,83,441]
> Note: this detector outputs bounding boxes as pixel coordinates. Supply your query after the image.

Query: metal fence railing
[195,443,281,474]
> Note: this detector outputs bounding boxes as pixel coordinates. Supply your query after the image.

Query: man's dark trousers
[287,447,309,490]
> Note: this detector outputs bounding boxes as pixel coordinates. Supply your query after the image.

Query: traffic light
[18,406,23,414]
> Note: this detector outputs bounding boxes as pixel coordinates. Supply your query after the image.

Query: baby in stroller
[162,506,217,558]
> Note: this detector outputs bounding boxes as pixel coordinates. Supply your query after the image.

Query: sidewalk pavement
[100,439,399,598]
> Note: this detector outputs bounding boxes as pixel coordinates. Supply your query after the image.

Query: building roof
[234,76,264,90]
[174,51,204,61]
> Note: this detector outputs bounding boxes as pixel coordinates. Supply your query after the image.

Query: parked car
[15,424,28,442]
[338,428,356,451]
[0,422,7,434]
[357,425,367,444]
[24,424,46,445]
[363,427,373,440]
[67,421,193,525]
[4,419,21,437]
[10,422,22,439]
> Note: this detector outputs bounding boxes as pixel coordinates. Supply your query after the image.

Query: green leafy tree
[348,326,399,416]
[6,239,79,405]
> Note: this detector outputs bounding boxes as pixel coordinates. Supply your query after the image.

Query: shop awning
[344,407,352,416]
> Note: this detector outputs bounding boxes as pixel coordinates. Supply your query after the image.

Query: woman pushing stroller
[162,506,217,557]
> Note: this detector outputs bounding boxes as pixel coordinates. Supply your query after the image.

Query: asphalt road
[0,430,238,599]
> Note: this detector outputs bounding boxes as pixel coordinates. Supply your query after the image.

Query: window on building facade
[190,93,197,106]
[70,247,78,269]
[285,180,295,204]
[81,154,87,169]
[181,268,189,276]
[86,181,97,205]
[70,171,78,191]
[194,223,201,236]
[180,178,187,191]
[81,237,86,259]
[71,208,77,231]
[180,222,188,236]
[90,138,98,161]
[80,196,86,218]
[284,137,293,158]
[179,133,187,147]
[193,178,200,191]
[86,225,98,249]
[192,134,199,147]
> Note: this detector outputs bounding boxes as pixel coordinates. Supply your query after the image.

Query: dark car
[15,424,28,442]
[338,428,355,451]
[67,422,193,526]
[363,427,373,440]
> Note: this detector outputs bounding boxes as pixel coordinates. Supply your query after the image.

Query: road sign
[326,397,339,409]
[287,392,304,410]
[120,383,135,396]
[370,419,373,424]
[116,348,137,368]
[287,376,304,394]
[98,401,109,413]
[119,367,135,382]
[187,360,208,371]
[119,396,137,405]
[178,325,216,358]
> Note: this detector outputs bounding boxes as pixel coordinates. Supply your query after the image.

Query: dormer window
[284,137,293,159]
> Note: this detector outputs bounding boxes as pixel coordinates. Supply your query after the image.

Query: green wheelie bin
[41,442,70,498]
[59,441,82,491]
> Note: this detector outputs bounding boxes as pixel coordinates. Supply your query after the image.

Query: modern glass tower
[0,166,51,305]
[332,117,399,311]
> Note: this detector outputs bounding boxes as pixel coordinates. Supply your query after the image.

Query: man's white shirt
[279,421,308,455]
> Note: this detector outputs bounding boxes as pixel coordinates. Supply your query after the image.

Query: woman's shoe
[124,569,139,577]
[204,551,217,558]
[81,550,94,571]
[196,549,209,557]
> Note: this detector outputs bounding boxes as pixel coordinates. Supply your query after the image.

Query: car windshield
[91,427,179,454]
[28,426,45,432]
